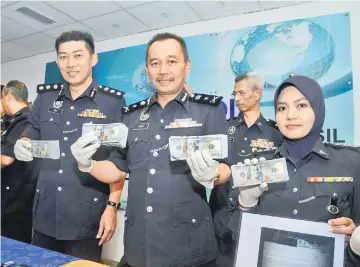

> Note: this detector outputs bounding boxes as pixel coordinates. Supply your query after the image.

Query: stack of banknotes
[231,158,289,187]
[169,134,228,161]
[31,140,60,159]
[82,123,128,148]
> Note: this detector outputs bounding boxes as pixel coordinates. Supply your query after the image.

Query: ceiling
[1,0,310,63]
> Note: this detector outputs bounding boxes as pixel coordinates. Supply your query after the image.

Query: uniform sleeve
[112,97,126,122]
[204,105,231,165]
[22,94,41,140]
[1,117,28,158]
[351,163,360,224]
[106,112,129,172]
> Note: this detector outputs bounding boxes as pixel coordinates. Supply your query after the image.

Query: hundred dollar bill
[82,123,128,148]
[31,140,60,160]
[169,134,228,161]
[232,158,289,187]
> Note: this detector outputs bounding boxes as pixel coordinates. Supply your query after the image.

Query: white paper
[235,213,345,267]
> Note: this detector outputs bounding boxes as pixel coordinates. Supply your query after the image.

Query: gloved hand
[350,226,360,256]
[14,139,33,161]
[186,149,219,189]
[71,132,100,172]
[238,157,267,208]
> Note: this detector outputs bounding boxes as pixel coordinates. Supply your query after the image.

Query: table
[1,236,79,267]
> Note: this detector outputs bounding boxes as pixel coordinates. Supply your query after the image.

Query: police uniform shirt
[21,81,125,240]
[107,88,228,267]
[1,107,39,215]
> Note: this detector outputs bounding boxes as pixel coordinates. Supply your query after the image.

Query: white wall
[2,1,360,262]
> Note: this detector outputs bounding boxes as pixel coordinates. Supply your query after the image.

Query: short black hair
[55,30,95,54]
[146,32,189,63]
[3,80,28,103]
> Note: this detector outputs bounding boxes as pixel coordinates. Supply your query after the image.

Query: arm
[1,155,15,168]
[214,163,231,185]
[90,159,127,184]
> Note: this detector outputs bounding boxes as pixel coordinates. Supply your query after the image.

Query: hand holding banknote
[71,132,100,172]
[14,138,33,161]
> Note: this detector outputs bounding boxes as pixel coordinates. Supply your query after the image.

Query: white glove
[70,132,100,172]
[14,139,33,161]
[186,149,219,189]
[238,157,267,208]
[350,226,360,256]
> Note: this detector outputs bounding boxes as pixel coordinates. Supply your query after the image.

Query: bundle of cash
[231,158,289,187]
[169,134,228,161]
[31,140,60,159]
[82,123,128,148]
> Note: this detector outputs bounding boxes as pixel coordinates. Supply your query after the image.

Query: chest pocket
[166,126,203,138]
[39,114,61,139]
[128,131,150,164]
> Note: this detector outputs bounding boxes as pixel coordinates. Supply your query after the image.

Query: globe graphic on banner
[230,19,335,88]
[132,64,156,98]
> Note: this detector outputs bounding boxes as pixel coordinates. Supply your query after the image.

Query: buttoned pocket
[128,131,150,163]
[173,202,216,260]
[77,191,107,230]
[39,115,61,139]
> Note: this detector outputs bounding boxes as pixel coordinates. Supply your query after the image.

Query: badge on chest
[48,100,63,115]
[78,109,106,119]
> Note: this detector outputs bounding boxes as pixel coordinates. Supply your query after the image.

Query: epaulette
[253,147,278,157]
[97,85,125,99]
[37,83,64,93]
[122,98,150,114]
[266,119,278,129]
[189,93,223,107]
[323,142,360,151]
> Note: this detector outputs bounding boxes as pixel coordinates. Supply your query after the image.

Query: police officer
[70,32,232,267]
[237,75,360,267]
[1,81,39,244]
[349,226,360,266]
[209,72,282,266]
[13,31,126,262]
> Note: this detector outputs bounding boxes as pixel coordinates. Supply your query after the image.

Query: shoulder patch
[253,147,278,157]
[323,142,360,151]
[189,93,223,107]
[97,85,125,99]
[122,98,150,114]
[37,83,64,93]
[266,119,278,129]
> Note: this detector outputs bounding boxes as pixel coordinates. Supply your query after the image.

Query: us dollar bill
[169,134,228,161]
[31,140,60,160]
[82,123,128,148]
[232,158,289,187]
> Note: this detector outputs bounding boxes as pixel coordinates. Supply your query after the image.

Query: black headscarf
[274,75,325,164]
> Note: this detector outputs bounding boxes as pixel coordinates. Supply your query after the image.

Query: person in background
[1,80,39,244]
[238,75,360,267]
[13,30,126,262]
[71,32,231,267]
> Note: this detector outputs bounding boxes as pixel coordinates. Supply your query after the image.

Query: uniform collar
[144,87,190,113]
[236,112,267,131]
[14,107,30,117]
[276,138,330,159]
[59,79,98,103]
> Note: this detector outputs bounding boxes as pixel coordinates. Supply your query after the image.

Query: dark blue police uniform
[209,113,283,266]
[21,80,125,260]
[109,88,228,267]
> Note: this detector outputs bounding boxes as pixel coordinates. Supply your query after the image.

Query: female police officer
[236,75,360,267]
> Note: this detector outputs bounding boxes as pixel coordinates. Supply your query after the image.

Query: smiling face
[146,38,191,96]
[56,41,98,87]
[276,86,315,140]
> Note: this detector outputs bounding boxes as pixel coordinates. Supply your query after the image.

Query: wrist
[78,160,94,172]
[238,195,258,209]
[107,200,121,210]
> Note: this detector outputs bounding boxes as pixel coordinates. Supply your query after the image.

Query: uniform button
[135,137,138,142]
[192,218,196,224]
[155,135,161,140]
[244,137,247,141]
[229,198,233,201]
[241,150,245,153]
[294,169,297,173]
[36,189,39,192]
[333,193,337,197]
[61,153,65,157]
[146,206,153,212]
[293,188,298,193]
[58,187,62,191]
[6,186,10,190]
[64,137,68,141]
[66,121,70,125]
[293,209,298,215]
[94,198,98,202]
[50,118,53,122]
[153,151,158,157]
[150,169,156,175]
[59,169,63,174]
[160,119,164,124]
[70,106,75,110]
[147,187,153,194]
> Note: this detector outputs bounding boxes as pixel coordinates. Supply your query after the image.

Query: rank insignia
[307,177,353,183]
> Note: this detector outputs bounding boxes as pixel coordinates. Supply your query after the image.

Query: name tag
[133,123,149,130]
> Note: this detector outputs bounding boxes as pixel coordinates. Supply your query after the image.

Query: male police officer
[70,32,231,267]
[1,81,39,244]
[209,72,283,266]
[14,31,125,261]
